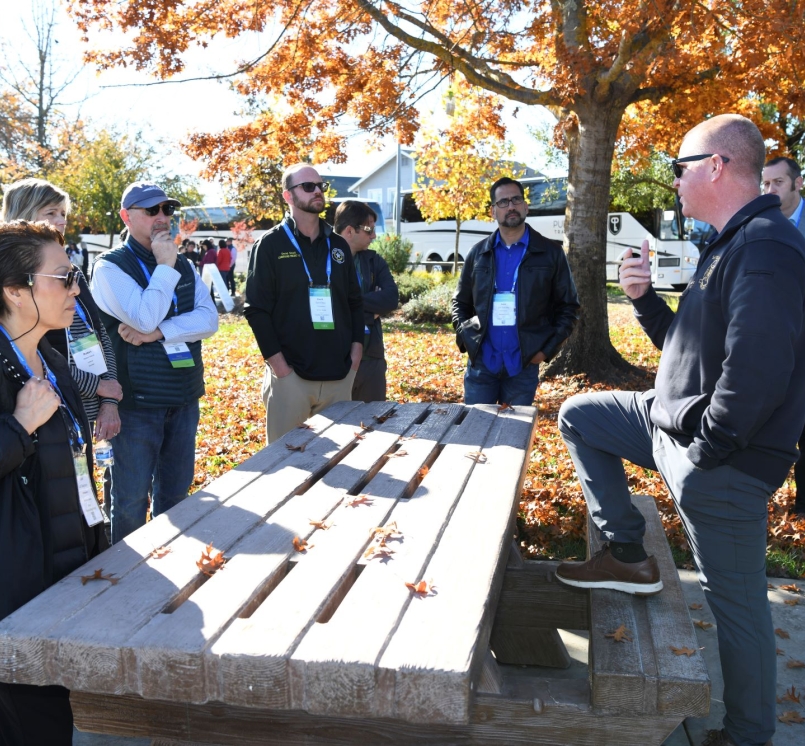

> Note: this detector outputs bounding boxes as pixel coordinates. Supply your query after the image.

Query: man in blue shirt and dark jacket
[451,176,579,406]
[556,115,805,746]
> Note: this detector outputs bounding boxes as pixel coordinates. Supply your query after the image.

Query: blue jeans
[463,356,540,406]
[559,390,776,746]
[109,401,200,544]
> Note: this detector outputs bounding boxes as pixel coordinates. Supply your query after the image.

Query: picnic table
[0,400,709,745]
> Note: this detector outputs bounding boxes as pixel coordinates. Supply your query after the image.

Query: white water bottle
[95,439,114,467]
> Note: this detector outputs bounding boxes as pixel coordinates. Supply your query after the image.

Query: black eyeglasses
[671,154,730,179]
[28,269,76,288]
[354,224,375,234]
[494,195,525,209]
[288,181,329,194]
[128,203,177,217]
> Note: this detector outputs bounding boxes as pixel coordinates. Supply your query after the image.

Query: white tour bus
[399,177,706,290]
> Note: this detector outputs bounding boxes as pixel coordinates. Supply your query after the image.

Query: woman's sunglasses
[128,203,177,217]
[28,269,77,288]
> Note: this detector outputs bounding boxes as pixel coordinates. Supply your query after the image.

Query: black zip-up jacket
[451,226,580,366]
[245,217,364,381]
[632,194,805,488]
[0,334,108,622]
[354,249,398,360]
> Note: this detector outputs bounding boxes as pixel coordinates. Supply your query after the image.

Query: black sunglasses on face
[28,269,77,289]
[671,154,730,179]
[128,203,177,217]
[288,181,329,194]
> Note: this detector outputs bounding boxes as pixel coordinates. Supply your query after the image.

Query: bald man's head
[683,114,766,183]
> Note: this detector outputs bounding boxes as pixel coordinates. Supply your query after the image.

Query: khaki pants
[262,367,356,444]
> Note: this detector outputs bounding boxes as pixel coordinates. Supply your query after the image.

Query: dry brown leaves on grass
[196,544,226,576]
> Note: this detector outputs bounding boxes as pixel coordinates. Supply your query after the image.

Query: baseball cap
[121,182,181,210]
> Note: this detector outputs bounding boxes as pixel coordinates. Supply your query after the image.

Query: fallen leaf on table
[498,403,514,412]
[777,648,785,656]
[777,685,801,704]
[285,443,306,452]
[776,628,791,639]
[388,449,408,458]
[605,624,632,642]
[80,568,119,586]
[359,422,374,431]
[364,544,395,560]
[374,411,396,424]
[309,520,332,530]
[417,465,429,479]
[372,521,399,541]
[670,646,701,657]
[787,659,805,669]
[777,710,804,725]
[465,451,488,463]
[150,546,172,559]
[297,423,313,430]
[784,598,800,606]
[405,579,436,596]
[780,583,802,594]
[694,619,713,630]
[354,431,366,440]
[434,407,448,414]
[292,536,311,553]
[196,544,226,576]
[346,493,373,507]
[689,603,703,610]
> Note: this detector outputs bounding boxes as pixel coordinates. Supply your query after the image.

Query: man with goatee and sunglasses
[245,163,364,443]
[91,183,219,544]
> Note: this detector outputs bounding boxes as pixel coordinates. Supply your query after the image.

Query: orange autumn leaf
[354,431,366,440]
[196,544,226,576]
[670,646,701,657]
[777,648,785,656]
[150,546,172,559]
[364,544,395,560]
[285,443,306,452]
[693,619,713,630]
[388,449,408,458]
[498,403,514,412]
[776,628,791,639]
[605,624,632,643]
[417,465,429,479]
[80,568,119,586]
[787,659,805,669]
[405,579,436,595]
[297,423,313,430]
[689,603,703,610]
[778,711,805,725]
[784,598,800,606]
[292,536,311,552]
[777,685,801,704]
[780,583,802,594]
[309,519,332,530]
[346,493,373,507]
[373,411,396,424]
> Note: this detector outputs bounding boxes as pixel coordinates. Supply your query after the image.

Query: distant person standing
[226,237,238,296]
[763,156,805,517]
[452,176,579,405]
[215,238,232,300]
[245,163,363,442]
[334,200,398,402]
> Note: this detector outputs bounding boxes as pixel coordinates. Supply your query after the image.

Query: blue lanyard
[494,235,528,294]
[0,326,84,449]
[283,221,331,287]
[127,244,179,315]
[66,300,94,343]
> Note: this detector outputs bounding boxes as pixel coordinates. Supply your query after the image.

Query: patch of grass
[766,548,805,579]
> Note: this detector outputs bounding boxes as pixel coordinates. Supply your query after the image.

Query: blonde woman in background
[1,179,123,441]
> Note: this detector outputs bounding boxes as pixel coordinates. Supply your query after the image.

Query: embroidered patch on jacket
[278,251,298,260]
[331,247,346,264]
[698,255,721,289]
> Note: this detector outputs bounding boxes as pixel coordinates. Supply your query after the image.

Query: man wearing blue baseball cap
[90,182,219,543]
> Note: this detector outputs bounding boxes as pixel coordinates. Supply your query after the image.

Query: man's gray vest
[97,240,204,409]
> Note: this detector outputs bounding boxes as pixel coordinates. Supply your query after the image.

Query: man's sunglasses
[494,195,525,209]
[288,181,330,194]
[354,224,375,234]
[128,203,177,217]
[28,269,77,288]
[671,154,730,179]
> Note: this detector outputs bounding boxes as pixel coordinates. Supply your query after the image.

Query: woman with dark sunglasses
[1,179,123,445]
[0,220,109,744]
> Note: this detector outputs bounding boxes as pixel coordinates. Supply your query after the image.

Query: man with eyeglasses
[245,164,364,442]
[91,182,219,543]
[556,115,805,746]
[451,176,579,406]
[333,200,399,402]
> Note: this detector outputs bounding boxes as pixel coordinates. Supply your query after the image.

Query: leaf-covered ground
[196,299,805,577]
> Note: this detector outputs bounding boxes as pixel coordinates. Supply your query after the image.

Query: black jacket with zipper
[354,249,398,360]
[451,226,580,367]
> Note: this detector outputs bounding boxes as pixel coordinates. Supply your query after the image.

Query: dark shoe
[701,728,772,746]
[555,543,663,596]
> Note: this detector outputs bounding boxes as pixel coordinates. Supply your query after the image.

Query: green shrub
[401,277,458,324]
[372,233,415,275]
[394,271,436,304]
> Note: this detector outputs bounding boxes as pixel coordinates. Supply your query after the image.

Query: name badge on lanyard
[492,292,517,326]
[68,303,108,375]
[73,450,104,526]
[309,287,335,329]
[162,341,195,368]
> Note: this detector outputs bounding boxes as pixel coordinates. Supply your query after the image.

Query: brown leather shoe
[555,543,663,596]
[701,728,773,746]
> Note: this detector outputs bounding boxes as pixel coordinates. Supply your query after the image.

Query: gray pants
[559,390,776,746]
[352,356,387,403]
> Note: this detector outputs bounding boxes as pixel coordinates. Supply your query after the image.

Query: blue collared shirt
[480,227,529,376]
[789,197,804,230]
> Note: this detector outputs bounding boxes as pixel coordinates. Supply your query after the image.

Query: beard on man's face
[293,193,325,215]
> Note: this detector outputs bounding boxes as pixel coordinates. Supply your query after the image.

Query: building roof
[348,149,417,192]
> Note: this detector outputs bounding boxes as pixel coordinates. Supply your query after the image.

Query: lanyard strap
[127,244,180,315]
[67,299,94,344]
[494,239,528,294]
[0,326,84,449]
[282,221,331,287]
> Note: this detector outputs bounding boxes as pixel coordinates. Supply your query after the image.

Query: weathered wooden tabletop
[0,400,536,724]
